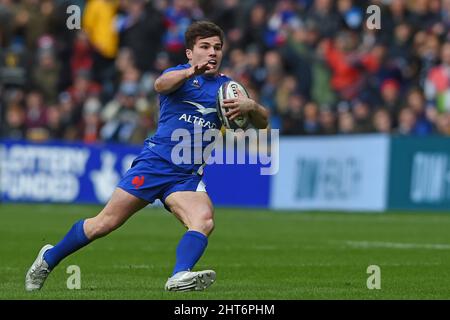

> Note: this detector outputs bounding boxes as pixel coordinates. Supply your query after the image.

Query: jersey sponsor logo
[178,113,217,129]
[132,175,145,189]
[183,100,217,115]
[179,101,218,129]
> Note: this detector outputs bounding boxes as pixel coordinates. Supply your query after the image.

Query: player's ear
[186,49,193,60]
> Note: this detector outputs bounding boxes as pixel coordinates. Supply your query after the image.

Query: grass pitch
[1,204,450,299]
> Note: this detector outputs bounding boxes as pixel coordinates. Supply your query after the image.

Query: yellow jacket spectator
[83,0,119,59]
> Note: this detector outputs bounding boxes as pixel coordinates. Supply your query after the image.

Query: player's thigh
[85,188,149,237]
[164,191,214,229]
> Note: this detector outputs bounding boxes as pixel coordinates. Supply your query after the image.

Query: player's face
[189,36,223,75]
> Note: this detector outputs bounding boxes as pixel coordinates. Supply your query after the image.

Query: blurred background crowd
[1,0,450,144]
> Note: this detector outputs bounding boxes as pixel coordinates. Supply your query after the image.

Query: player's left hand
[223,91,256,121]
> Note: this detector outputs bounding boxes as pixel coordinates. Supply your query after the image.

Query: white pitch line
[344,241,450,250]
[112,264,152,269]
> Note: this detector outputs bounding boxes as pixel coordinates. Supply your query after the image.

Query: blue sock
[43,219,91,269]
[172,230,208,276]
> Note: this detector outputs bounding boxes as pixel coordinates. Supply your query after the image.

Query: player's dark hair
[185,21,225,50]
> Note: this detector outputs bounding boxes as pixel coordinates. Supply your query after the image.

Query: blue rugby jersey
[146,63,231,174]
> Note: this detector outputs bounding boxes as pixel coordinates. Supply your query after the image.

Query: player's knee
[191,218,214,236]
[203,218,215,235]
[191,209,214,235]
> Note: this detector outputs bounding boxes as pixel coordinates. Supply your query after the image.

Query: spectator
[83,0,119,84]
[46,104,64,139]
[129,103,158,145]
[227,48,248,80]
[435,113,450,135]
[100,81,141,143]
[427,0,445,37]
[425,41,450,113]
[58,91,79,140]
[24,90,48,140]
[245,45,266,89]
[210,0,243,50]
[443,0,450,30]
[0,41,28,87]
[319,106,337,135]
[70,31,94,85]
[240,3,268,52]
[153,51,172,75]
[387,22,413,72]
[382,0,409,40]
[67,69,101,107]
[300,101,321,135]
[379,78,402,123]
[280,93,304,135]
[337,0,364,31]
[0,0,14,48]
[12,0,55,50]
[113,48,136,85]
[117,0,164,72]
[352,100,373,133]
[372,108,392,134]
[323,31,379,100]
[2,103,26,139]
[338,110,355,134]
[417,33,441,87]
[81,97,102,143]
[282,20,323,101]
[162,0,204,64]
[405,87,433,135]
[310,38,336,106]
[307,0,340,38]
[409,0,431,31]
[264,0,301,49]
[259,50,284,129]
[275,75,298,116]
[31,36,60,104]
[396,107,417,135]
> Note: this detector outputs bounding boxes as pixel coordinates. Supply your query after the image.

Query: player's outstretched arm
[154,61,213,95]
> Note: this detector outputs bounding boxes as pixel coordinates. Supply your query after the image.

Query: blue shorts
[117,148,206,205]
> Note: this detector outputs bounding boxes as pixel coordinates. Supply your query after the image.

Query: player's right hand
[189,61,213,76]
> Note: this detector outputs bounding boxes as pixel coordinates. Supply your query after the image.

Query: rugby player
[25,21,268,292]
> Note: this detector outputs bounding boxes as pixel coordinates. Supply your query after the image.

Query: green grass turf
[1,203,450,299]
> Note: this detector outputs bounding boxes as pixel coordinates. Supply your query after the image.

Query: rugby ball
[216,80,250,129]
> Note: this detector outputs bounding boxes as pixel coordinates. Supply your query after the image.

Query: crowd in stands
[1,0,450,144]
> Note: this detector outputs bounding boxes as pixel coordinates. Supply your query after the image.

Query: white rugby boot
[25,244,54,291]
[165,270,216,292]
